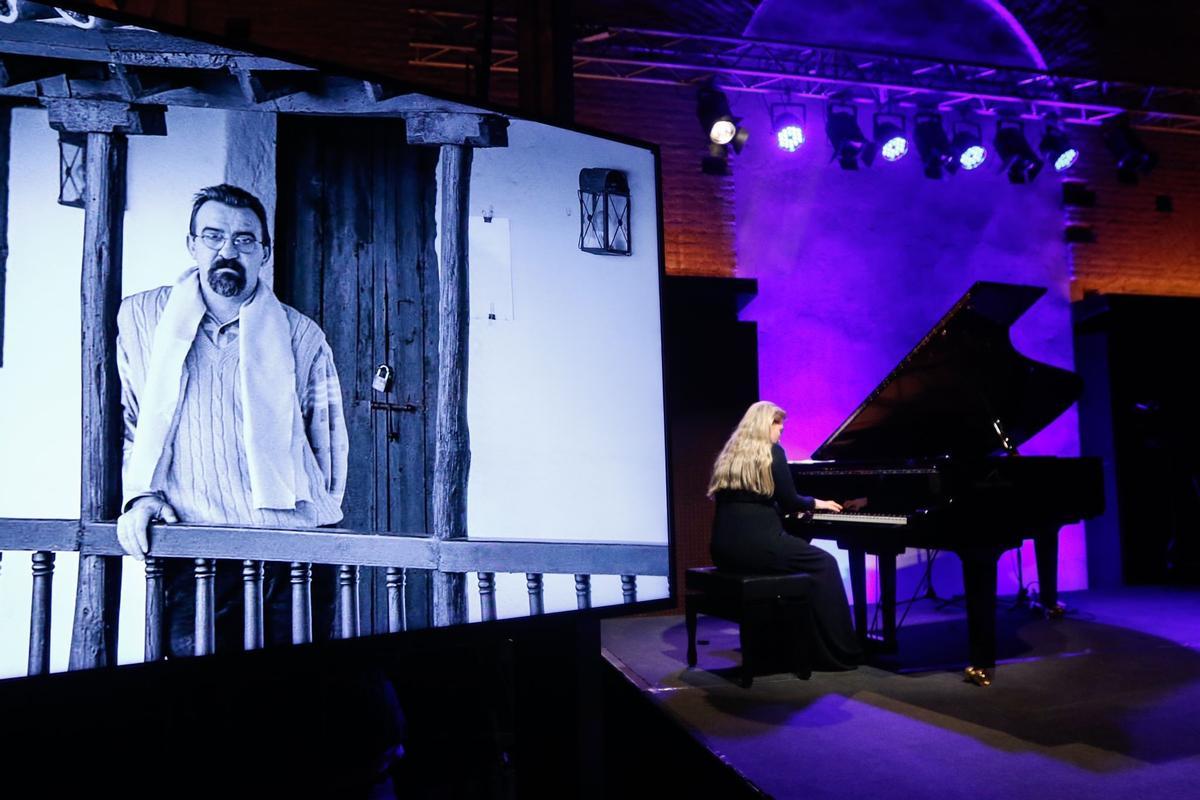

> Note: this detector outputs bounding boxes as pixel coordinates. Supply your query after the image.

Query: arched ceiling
[743,0,1048,70]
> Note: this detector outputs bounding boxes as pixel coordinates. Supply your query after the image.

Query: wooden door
[276,115,440,631]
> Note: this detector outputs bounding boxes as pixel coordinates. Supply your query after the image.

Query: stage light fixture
[826,103,876,169]
[697,85,746,147]
[1102,120,1157,184]
[1039,124,1079,172]
[698,84,748,174]
[994,120,1044,184]
[950,122,987,171]
[873,113,908,162]
[772,105,806,153]
[914,112,954,179]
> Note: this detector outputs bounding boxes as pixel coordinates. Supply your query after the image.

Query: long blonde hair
[707,401,783,497]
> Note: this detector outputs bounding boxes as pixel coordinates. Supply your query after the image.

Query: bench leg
[740,601,772,688]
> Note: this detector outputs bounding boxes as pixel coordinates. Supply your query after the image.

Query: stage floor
[601,587,1200,799]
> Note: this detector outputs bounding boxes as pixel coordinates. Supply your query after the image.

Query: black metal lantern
[58,131,86,208]
[578,168,631,256]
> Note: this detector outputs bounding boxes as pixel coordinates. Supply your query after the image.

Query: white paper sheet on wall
[469,216,514,321]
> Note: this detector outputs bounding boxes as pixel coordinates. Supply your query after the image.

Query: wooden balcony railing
[0,518,670,677]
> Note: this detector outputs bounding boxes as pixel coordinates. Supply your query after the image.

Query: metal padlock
[372,364,393,393]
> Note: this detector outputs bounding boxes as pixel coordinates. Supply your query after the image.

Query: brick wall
[1066,126,1200,299]
[574,79,737,277]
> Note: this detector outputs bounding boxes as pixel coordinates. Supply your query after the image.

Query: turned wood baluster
[27,551,55,675]
[338,564,360,639]
[621,575,637,604]
[193,558,216,656]
[478,572,497,622]
[144,556,165,662]
[242,560,264,651]
[575,574,592,610]
[386,567,405,633]
[291,562,312,645]
[526,573,544,616]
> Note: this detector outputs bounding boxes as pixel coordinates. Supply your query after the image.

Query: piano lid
[811,281,1082,461]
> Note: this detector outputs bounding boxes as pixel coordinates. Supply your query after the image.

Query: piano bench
[684,567,816,688]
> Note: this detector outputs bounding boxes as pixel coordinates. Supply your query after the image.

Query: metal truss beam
[407,8,1200,134]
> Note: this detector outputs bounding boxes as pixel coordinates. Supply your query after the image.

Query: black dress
[711,443,862,669]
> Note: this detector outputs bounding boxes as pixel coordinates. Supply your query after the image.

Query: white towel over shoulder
[124,268,312,510]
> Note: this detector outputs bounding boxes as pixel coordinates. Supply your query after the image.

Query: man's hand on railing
[117,495,178,561]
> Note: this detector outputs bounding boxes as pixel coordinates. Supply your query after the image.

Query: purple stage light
[1054,148,1079,171]
[1040,125,1079,173]
[880,135,909,162]
[873,113,909,163]
[960,145,987,170]
[996,120,1044,183]
[774,112,805,152]
[951,122,987,172]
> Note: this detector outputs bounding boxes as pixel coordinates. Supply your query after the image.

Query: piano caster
[963,666,993,687]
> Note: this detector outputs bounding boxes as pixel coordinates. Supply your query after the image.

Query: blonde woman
[708,401,861,669]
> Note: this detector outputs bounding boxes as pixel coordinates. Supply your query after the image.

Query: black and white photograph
[0,5,670,677]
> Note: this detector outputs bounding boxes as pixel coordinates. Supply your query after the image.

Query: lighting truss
[405,8,1200,135]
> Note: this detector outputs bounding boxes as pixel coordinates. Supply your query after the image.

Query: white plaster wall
[461,120,670,621]
[0,105,244,678]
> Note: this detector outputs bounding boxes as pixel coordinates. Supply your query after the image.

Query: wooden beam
[0,518,81,551]
[406,112,508,147]
[45,98,165,135]
[68,130,126,671]
[80,522,440,569]
[233,67,323,104]
[439,539,671,576]
[432,144,472,628]
[0,18,302,71]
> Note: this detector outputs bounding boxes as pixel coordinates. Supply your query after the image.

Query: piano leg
[879,554,898,650]
[960,546,1004,685]
[1033,527,1064,618]
[848,548,869,648]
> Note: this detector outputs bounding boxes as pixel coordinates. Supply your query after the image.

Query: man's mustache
[209,257,246,276]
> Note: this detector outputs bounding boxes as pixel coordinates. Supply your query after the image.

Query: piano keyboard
[810,512,909,526]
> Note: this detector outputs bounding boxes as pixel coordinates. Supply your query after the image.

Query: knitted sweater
[116,285,347,527]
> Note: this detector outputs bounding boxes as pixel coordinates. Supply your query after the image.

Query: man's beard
[207,257,247,298]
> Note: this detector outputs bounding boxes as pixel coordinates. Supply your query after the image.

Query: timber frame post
[407,111,507,628]
[47,100,166,670]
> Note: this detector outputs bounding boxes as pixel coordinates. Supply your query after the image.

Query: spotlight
[697,85,747,148]
[914,112,954,179]
[697,84,748,174]
[1102,120,1157,184]
[772,105,806,153]
[950,122,987,171]
[826,103,876,169]
[873,113,908,162]
[994,120,1043,184]
[1039,124,1079,172]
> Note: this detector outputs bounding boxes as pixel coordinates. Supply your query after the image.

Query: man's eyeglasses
[192,231,262,254]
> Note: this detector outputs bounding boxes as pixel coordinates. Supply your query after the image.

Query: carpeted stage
[600,587,1200,799]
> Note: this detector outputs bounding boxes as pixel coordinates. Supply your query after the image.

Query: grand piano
[785,281,1104,685]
